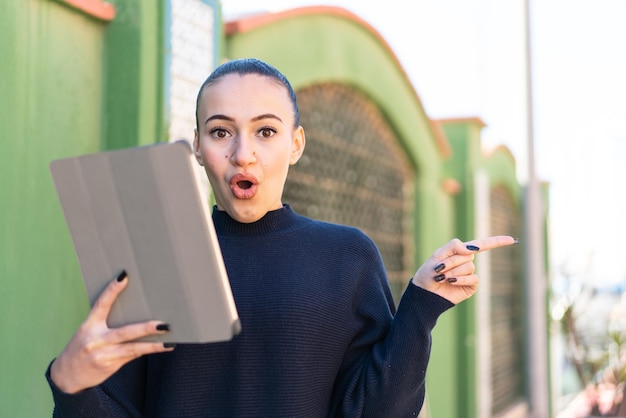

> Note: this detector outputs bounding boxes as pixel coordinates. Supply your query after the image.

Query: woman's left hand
[411,236,517,304]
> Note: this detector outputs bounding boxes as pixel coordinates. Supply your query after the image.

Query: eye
[209,127,231,139]
[257,126,277,139]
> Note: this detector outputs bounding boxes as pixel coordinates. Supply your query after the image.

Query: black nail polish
[163,343,177,348]
[434,263,445,273]
[466,245,480,251]
[116,270,127,282]
[447,277,457,283]
[434,274,446,282]
[156,323,170,332]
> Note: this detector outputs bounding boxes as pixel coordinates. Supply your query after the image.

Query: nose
[230,135,257,167]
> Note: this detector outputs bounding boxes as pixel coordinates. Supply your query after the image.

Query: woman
[46,58,516,417]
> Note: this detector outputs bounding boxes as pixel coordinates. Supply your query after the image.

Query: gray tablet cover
[50,141,241,343]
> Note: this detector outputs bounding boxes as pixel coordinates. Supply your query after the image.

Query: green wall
[103,0,166,150]
[0,1,164,416]
[441,120,485,417]
[440,120,526,417]
[0,2,104,416]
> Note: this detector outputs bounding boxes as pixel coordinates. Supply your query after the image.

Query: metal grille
[284,83,415,301]
[489,185,525,414]
[167,0,215,202]
[167,0,214,143]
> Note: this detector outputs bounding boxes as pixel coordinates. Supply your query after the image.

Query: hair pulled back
[195,58,300,129]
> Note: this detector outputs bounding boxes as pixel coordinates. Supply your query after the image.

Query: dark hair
[195,58,300,130]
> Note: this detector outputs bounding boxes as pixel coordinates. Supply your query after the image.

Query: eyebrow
[204,113,283,125]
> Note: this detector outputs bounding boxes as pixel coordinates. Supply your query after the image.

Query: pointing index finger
[466,236,518,252]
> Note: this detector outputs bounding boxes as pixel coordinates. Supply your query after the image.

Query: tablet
[49,141,241,343]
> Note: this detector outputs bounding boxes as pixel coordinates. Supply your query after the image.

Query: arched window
[284,82,415,301]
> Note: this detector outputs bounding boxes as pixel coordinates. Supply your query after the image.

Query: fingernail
[434,263,445,273]
[156,323,170,332]
[163,343,176,349]
[447,277,457,283]
[434,274,446,282]
[466,245,480,251]
[513,238,519,244]
[116,270,127,282]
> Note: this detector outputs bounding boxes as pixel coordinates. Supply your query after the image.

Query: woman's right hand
[49,271,175,394]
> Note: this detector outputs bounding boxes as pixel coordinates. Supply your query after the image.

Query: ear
[193,128,204,166]
[289,126,306,165]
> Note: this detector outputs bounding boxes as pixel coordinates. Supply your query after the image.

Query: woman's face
[194,73,305,223]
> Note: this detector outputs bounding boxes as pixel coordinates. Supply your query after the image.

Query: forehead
[199,73,292,116]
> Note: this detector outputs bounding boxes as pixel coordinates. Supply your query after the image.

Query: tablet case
[49,141,241,343]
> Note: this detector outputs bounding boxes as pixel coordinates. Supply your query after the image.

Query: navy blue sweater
[47,205,453,417]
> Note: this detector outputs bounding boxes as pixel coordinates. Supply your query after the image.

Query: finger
[446,273,479,287]
[89,271,129,324]
[431,238,466,261]
[433,261,475,283]
[87,341,175,375]
[465,235,518,253]
[105,320,171,345]
[114,341,176,363]
[432,254,474,273]
[432,237,488,260]
[443,261,476,281]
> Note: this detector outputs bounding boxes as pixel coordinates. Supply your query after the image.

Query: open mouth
[230,173,258,199]
[237,180,253,190]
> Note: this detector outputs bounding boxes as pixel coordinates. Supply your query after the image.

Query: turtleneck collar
[211,204,302,237]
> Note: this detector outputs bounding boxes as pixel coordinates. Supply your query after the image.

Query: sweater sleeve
[45,357,147,417]
[329,238,454,417]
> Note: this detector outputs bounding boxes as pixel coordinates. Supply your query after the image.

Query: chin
[233,214,263,224]
[225,204,264,224]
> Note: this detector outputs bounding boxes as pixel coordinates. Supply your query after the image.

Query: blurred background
[2,1,625,417]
